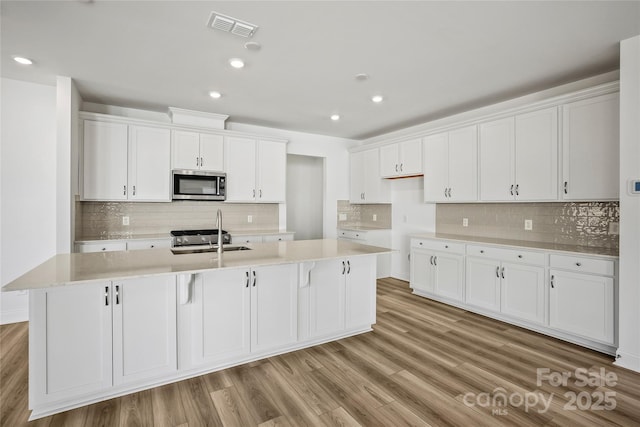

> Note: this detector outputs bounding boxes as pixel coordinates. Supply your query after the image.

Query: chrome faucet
[216,208,223,256]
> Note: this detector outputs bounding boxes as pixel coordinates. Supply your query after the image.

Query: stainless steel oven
[172,170,226,201]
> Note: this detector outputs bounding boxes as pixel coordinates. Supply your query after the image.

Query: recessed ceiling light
[229,58,245,69]
[372,95,384,103]
[209,91,222,99]
[13,56,33,65]
[244,41,261,51]
[355,73,369,81]
[330,114,340,121]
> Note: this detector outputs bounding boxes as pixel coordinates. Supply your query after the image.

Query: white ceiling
[2,1,639,140]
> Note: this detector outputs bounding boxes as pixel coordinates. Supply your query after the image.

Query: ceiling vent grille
[207,12,258,38]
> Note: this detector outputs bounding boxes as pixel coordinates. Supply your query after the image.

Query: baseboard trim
[614,350,640,373]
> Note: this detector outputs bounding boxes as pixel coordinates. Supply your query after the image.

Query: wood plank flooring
[1,278,640,426]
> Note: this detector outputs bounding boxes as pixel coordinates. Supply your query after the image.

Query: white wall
[287,154,324,240]
[227,123,358,238]
[616,35,640,373]
[1,78,57,323]
[390,177,436,280]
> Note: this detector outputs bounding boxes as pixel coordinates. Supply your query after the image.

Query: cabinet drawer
[127,239,171,250]
[411,239,465,255]
[338,230,366,240]
[467,245,545,266]
[263,234,294,242]
[232,235,263,244]
[76,241,127,253]
[550,254,615,276]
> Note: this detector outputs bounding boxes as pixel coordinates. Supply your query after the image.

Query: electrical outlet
[609,222,619,235]
[247,215,253,223]
[339,213,347,221]
[122,216,129,226]
[462,218,469,227]
[524,219,533,231]
[373,214,377,222]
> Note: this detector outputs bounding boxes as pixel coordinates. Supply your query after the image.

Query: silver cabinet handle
[115,285,120,305]
[105,286,110,306]
[445,245,449,249]
[400,163,403,172]
[259,189,262,198]
[347,260,351,274]
[518,255,523,259]
[510,184,514,196]
[575,262,582,267]
[480,250,484,254]
[253,189,256,198]
[342,261,346,274]
[433,256,437,266]
[133,185,136,196]
[252,271,256,287]
[429,256,433,266]
[448,188,452,198]
[123,185,126,195]
[245,271,250,288]
[564,181,568,194]
[200,157,203,167]
[496,266,500,278]
[444,188,448,198]
[515,184,519,196]
[196,157,199,166]
[501,267,505,279]
[551,275,555,288]
[395,164,398,172]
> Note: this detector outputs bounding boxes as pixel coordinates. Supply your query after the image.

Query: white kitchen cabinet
[187,269,251,367]
[76,241,127,253]
[561,93,620,200]
[262,233,294,242]
[349,149,390,204]
[337,228,391,278]
[251,264,298,353]
[465,257,501,311]
[231,233,294,244]
[479,107,558,201]
[345,256,376,328]
[225,137,286,203]
[380,139,423,178]
[410,240,464,302]
[112,276,177,385]
[500,262,545,324]
[423,125,478,202]
[83,120,171,201]
[172,130,224,172]
[30,282,113,406]
[126,238,171,250]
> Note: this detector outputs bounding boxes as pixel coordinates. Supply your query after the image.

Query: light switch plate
[524,219,533,231]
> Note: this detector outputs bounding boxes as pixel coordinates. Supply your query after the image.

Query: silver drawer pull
[575,262,582,267]
[480,250,484,254]
[444,245,449,249]
[518,255,523,259]
[496,266,500,278]
[551,275,555,288]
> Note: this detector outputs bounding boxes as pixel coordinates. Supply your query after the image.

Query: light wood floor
[2,278,640,426]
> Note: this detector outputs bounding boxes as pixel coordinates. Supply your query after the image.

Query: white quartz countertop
[337,226,391,231]
[411,232,619,258]
[3,239,392,292]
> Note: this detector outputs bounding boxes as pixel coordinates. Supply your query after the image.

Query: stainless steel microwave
[172,170,226,201]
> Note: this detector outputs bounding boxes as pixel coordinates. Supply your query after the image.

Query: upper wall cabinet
[561,93,619,201]
[379,139,423,178]
[171,130,223,172]
[423,125,478,202]
[479,107,558,201]
[350,149,390,204]
[83,120,171,202]
[225,137,286,203]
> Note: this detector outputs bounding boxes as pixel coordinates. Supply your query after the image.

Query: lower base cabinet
[410,247,464,302]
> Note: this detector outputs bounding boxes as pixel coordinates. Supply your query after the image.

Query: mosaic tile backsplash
[76,201,279,239]
[337,200,392,229]
[436,202,619,249]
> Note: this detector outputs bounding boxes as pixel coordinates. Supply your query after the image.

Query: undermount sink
[171,245,252,255]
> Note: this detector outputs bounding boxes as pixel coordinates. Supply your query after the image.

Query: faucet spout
[216,209,223,255]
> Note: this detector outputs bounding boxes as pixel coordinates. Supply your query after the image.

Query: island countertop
[3,239,392,292]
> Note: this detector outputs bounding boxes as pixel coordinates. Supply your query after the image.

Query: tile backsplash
[337,200,392,229]
[76,201,279,239]
[436,202,619,249]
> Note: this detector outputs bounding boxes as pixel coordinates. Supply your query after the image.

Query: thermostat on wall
[630,180,640,195]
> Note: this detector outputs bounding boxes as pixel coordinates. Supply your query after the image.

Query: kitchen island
[3,239,391,420]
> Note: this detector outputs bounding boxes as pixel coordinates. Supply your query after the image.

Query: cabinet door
[500,263,545,324]
[257,140,286,202]
[433,253,464,302]
[30,283,113,405]
[379,144,400,178]
[514,107,558,201]
[83,120,128,200]
[199,134,224,172]
[423,133,449,202]
[129,126,171,201]
[251,264,298,353]
[349,151,365,203]
[113,276,177,385]
[465,257,500,312]
[448,125,478,201]
[191,270,250,366]
[345,256,376,329]
[410,249,435,293]
[171,130,200,170]
[479,117,515,201]
[562,93,620,200]
[309,259,346,338]
[400,139,423,176]
[363,148,389,202]
[549,270,614,344]
[225,136,257,202]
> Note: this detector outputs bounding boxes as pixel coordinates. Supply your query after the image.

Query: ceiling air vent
[207,12,258,38]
